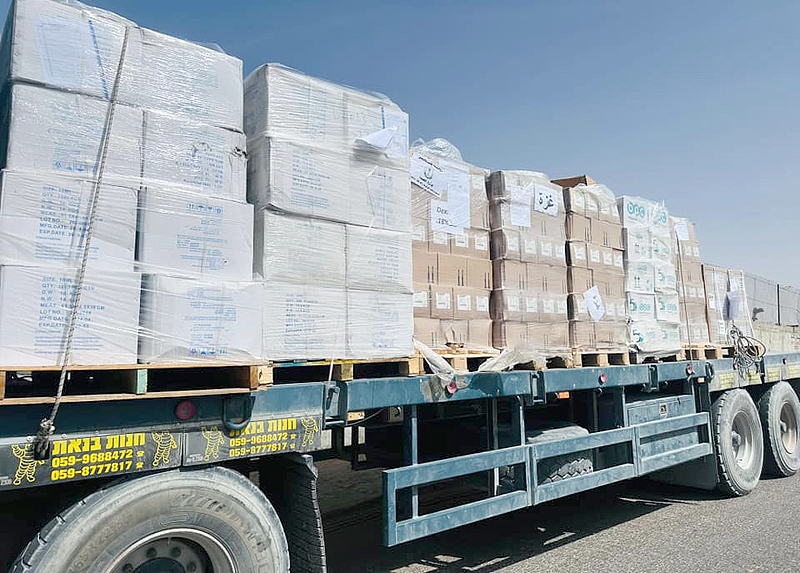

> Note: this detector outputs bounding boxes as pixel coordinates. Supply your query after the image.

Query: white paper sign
[583,286,606,322]
[509,185,532,227]
[534,184,559,217]
[413,291,428,308]
[356,126,397,150]
[457,294,471,311]
[476,295,489,312]
[674,219,690,242]
[430,200,461,234]
[410,153,446,198]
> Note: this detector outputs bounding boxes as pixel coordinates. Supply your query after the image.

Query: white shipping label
[410,153,446,198]
[590,248,601,264]
[510,185,532,227]
[412,224,426,242]
[614,252,624,268]
[534,184,559,217]
[708,293,717,310]
[508,295,521,312]
[607,303,615,317]
[617,303,626,317]
[431,200,463,235]
[524,239,537,255]
[557,299,568,315]
[455,233,469,248]
[585,287,606,321]
[543,299,555,314]
[433,230,449,245]
[541,241,553,258]
[674,219,690,241]
[556,245,566,261]
[474,234,488,251]
[573,244,586,261]
[693,245,700,257]
[476,295,489,312]
[413,291,428,308]
[688,286,697,299]
[526,296,538,313]
[436,292,451,309]
[507,234,520,252]
[603,251,613,266]
[457,293,471,311]
[443,161,471,230]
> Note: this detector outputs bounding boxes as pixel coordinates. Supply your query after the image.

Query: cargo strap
[35,27,132,458]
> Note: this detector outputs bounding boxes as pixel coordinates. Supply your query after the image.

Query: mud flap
[260,453,327,573]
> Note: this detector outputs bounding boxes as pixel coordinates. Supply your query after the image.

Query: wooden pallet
[0,362,271,405]
[571,349,630,368]
[682,345,725,360]
[414,349,500,373]
[267,356,420,383]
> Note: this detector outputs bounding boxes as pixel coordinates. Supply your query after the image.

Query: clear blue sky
[5,1,799,285]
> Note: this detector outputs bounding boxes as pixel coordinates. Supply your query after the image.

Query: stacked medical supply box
[410,139,492,351]
[672,216,711,345]
[702,264,754,345]
[244,64,412,360]
[0,0,257,366]
[488,171,569,353]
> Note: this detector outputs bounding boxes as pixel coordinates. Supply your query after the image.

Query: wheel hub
[731,411,755,469]
[779,400,798,455]
[106,529,235,573]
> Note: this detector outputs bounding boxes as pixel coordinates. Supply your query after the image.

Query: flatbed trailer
[2,352,799,572]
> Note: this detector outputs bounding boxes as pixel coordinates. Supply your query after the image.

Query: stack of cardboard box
[617,196,681,353]
[0,0,258,366]
[702,264,754,345]
[488,171,569,352]
[410,140,492,350]
[671,216,711,345]
[554,177,626,354]
[244,64,412,360]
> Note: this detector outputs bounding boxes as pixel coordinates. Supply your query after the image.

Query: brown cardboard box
[545,264,567,294]
[567,241,589,268]
[413,282,430,318]
[493,259,527,290]
[566,213,592,242]
[413,250,437,284]
[536,322,570,350]
[592,220,624,250]
[412,217,428,251]
[594,270,625,299]
[438,254,469,287]
[540,293,568,322]
[522,293,539,322]
[440,320,469,347]
[518,228,540,263]
[680,261,704,284]
[475,290,491,318]
[604,297,627,322]
[561,186,587,216]
[569,320,596,349]
[414,318,441,348]
[451,229,490,259]
[680,300,708,322]
[429,229,451,253]
[537,236,566,267]
[473,230,490,259]
[587,243,603,268]
[595,323,628,350]
[568,267,594,294]
[429,285,453,319]
[490,290,522,321]
[454,287,479,320]
[467,258,493,290]
[492,320,528,348]
[567,294,588,321]
[612,248,624,273]
[552,174,597,189]
[490,229,521,261]
[468,319,493,349]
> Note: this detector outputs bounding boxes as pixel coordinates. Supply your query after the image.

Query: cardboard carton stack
[554,176,626,355]
[671,216,711,345]
[702,264,754,346]
[244,64,412,360]
[488,171,569,352]
[617,196,681,353]
[0,0,259,366]
[409,139,492,351]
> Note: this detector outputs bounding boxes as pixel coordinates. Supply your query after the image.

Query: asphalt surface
[318,460,800,573]
[2,461,798,572]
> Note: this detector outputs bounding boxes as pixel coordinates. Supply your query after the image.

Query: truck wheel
[711,389,764,496]
[11,466,289,573]
[758,381,800,477]
[527,422,594,484]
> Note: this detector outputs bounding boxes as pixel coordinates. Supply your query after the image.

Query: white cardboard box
[347,289,413,358]
[254,209,346,286]
[139,274,262,363]
[0,169,137,270]
[136,188,253,280]
[262,283,347,361]
[346,226,412,292]
[348,154,410,232]
[3,0,243,131]
[0,265,140,366]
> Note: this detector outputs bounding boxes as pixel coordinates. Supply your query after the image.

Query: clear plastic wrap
[744,272,779,325]
[617,195,680,353]
[139,274,263,364]
[0,169,137,270]
[1,84,247,201]
[0,265,141,366]
[2,0,244,131]
[702,264,754,345]
[410,138,492,352]
[779,285,800,326]
[245,64,413,361]
[671,215,710,345]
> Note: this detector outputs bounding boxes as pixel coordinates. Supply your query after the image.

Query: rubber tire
[711,389,764,496]
[527,422,594,485]
[11,466,289,573]
[758,381,800,477]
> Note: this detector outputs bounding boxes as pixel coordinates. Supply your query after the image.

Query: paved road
[2,461,798,572]
[318,460,800,573]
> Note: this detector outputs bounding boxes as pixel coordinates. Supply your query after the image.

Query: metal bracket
[222,395,254,431]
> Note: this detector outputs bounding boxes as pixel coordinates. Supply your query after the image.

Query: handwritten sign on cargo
[410,153,446,198]
[583,286,606,322]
